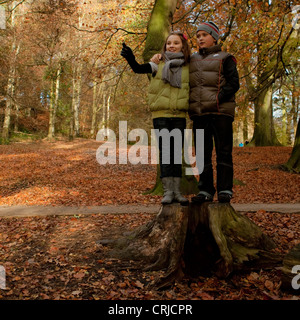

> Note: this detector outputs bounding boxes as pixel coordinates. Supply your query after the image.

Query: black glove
[121,43,152,74]
[121,43,135,62]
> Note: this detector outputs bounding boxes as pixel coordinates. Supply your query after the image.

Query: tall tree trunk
[243,111,249,143]
[142,0,177,63]
[99,90,112,139]
[281,96,288,146]
[2,4,19,142]
[282,118,300,173]
[48,67,61,139]
[13,77,20,133]
[247,27,299,146]
[291,80,299,143]
[13,101,20,133]
[106,94,111,132]
[90,79,99,138]
[71,15,83,138]
[72,63,82,137]
[250,84,280,146]
[2,61,16,141]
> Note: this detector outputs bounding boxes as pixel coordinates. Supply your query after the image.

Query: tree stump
[281,243,300,294]
[101,204,188,268]
[184,203,282,279]
[98,202,283,289]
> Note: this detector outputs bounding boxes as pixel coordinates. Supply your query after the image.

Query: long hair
[162,32,191,65]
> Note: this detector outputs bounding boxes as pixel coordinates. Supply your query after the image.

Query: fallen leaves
[0,140,299,300]
[0,140,299,206]
[0,211,299,300]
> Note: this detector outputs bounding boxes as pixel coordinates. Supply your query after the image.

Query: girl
[121,32,190,205]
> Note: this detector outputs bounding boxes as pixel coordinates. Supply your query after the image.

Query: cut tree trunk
[99,203,283,289]
[184,203,282,279]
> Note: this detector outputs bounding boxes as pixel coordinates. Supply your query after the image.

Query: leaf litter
[0,139,299,300]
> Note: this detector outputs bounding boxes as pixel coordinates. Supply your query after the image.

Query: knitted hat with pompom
[197,21,220,41]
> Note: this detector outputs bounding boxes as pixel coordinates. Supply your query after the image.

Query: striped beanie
[197,21,220,41]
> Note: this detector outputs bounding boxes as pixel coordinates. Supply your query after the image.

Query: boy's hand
[121,43,135,62]
[150,54,162,64]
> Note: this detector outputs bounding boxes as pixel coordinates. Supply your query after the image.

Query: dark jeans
[153,117,186,178]
[193,114,233,196]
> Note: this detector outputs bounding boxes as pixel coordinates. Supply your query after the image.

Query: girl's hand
[121,43,135,62]
[150,54,162,64]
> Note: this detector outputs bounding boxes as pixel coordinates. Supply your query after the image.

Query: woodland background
[0,0,299,150]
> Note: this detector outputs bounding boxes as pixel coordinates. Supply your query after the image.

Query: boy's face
[196,30,216,49]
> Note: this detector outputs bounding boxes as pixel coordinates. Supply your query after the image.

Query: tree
[99,202,283,289]
[1,1,20,142]
[235,1,300,146]
[142,0,177,63]
[28,0,77,139]
[282,118,300,173]
[47,63,62,139]
[250,28,299,146]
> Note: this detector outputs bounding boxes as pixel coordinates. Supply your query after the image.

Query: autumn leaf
[264,280,274,292]
[73,272,85,280]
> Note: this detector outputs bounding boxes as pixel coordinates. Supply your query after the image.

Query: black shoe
[218,192,232,203]
[191,192,213,203]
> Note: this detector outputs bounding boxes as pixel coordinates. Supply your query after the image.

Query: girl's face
[166,35,183,53]
[196,31,216,49]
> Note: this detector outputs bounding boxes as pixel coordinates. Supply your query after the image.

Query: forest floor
[0,138,299,301]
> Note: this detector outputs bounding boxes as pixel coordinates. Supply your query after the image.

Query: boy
[189,21,240,203]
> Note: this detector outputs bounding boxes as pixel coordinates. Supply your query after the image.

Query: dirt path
[0,203,299,218]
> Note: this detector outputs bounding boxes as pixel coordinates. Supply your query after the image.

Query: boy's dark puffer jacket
[189,44,239,119]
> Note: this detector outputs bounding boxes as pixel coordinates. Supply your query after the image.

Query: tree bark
[184,203,282,279]
[282,118,300,173]
[250,84,280,146]
[246,28,299,147]
[90,79,99,138]
[2,4,19,142]
[99,203,283,289]
[47,67,61,139]
[72,64,82,137]
[142,0,177,63]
